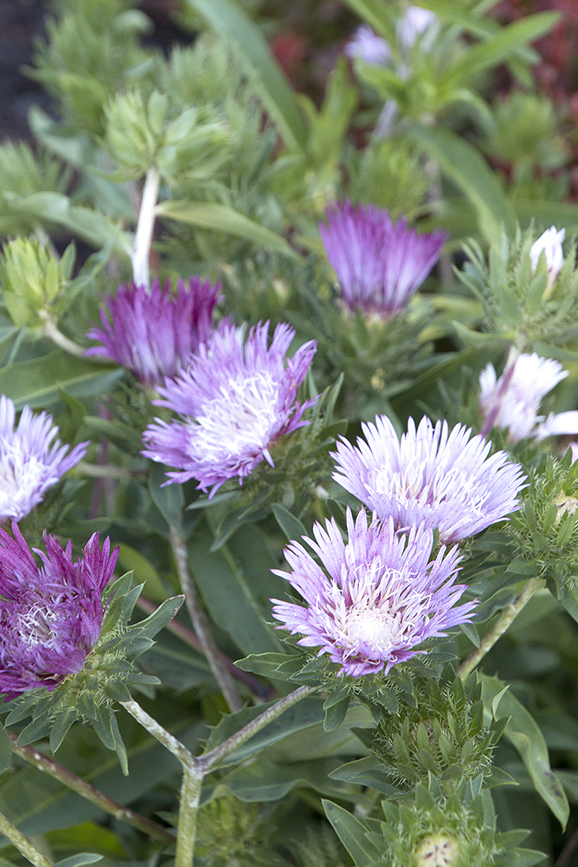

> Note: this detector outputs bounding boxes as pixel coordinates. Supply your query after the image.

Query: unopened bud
[530,226,565,286]
[414,833,460,867]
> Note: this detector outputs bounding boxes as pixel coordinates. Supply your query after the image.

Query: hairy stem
[170,525,243,712]
[132,166,160,290]
[457,576,545,680]
[0,811,52,867]
[41,315,85,358]
[199,685,314,772]
[174,764,203,867]
[8,732,174,844]
[120,699,194,765]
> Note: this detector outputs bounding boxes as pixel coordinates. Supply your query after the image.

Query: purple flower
[0,396,88,523]
[345,24,391,66]
[141,321,317,494]
[271,509,474,677]
[479,352,578,442]
[332,415,525,543]
[0,523,118,699]
[319,202,447,317]
[85,277,221,386]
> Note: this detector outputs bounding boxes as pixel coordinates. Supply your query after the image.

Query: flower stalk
[131,166,160,290]
[40,312,86,358]
[457,575,545,680]
[0,810,52,867]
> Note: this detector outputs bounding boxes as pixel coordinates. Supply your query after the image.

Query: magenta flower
[142,321,317,495]
[332,415,525,543]
[319,202,447,317]
[0,524,118,699]
[272,509,474,677]
[0,395,88,523]
[85,277,221,386]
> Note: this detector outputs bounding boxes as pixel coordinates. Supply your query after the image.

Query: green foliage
[348,138,430,222]
[0,237,75,329]
[457,224,578,348]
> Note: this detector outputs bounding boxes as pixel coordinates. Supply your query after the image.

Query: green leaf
[323,800,382,867]
[156,200,298,258]
[53,855,102,867]
[116,545,167,603]
[0,724,12,775]
[271,503,306,541]
[148,462,184,529]
[482,675,570,828]
[135,596,184,640]
[0,351,122,409]
[181,0,306,150]
[409,125,515,245]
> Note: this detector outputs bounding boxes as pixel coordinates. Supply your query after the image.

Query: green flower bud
[414,833,460,867]
[0,237,75,329]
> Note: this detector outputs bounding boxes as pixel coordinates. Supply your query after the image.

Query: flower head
[332,415,525,543]
[0,396,88,522]
[0,523,118,699]
[319,202,447,317]
[142,321,317,494]
[345,24,391,66]
[479,352,578,442]
[271,509,474,677]
[85,277,221,386]
[530,226,565,284]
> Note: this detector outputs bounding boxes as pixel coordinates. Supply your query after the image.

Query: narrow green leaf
[181,0,306,149]
[409,125,515,244]
[272,503,307,541]
[53,856,102,867]
[323,800,382,867]
[148,462,184,529]
[482,675,570,828]
[156,200,298,258]
[0,724,12,775]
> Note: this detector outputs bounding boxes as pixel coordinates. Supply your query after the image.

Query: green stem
[174,765,203,867]
[120,699,194,765]
[199,685,314,772]
[0,811,52,867]
[457,576,544,680]
[8,732,174,845]
[170,525,242,712]
[40,315,85,358]
[77,461,145,480]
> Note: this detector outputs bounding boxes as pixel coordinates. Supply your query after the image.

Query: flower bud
[414,833,460,867]
[530,226,565,285]
[0,237,74,329]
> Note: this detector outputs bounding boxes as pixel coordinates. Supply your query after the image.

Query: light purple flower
[0,396,88,523]
[332,415,525,543]
[85,277,221,386]
[142,321,317,494]
[479,352,578,442]
[271,509,474,677]
[397,6,438,51]
[345,24,391,66]
[0,523,118,699]
[319,202,447,317]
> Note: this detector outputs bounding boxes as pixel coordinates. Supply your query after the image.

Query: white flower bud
[530,226,565,284]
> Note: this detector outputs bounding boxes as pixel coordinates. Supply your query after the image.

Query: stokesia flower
[142,321,317,494]
[345,24,391,66]
[530,226,565,285]
[271,509,474,677]
[319,202,447,318]
[332,415,525,543]
[85,277,221,386]
[0,523,118,699]
[479,352,578,442]
[0,395,88,523]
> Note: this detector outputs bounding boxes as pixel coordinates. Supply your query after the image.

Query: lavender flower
[0,523,118,699]
[142,321,317,494]
[271,509,474,677]
[332,415,525,543]
[345,24,391,66]
[530,226,565,284]
[85,277,221,386]
[0,396,88,523]
[319,202,447,317]
[479,352,578,442]
[397,5,438,51]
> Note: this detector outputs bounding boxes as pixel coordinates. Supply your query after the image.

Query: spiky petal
[0,395,88,522]
[332,415,525,543]
[0,524,118,699]
[319,202,447,317]
[272,509,474,677]
[141,321,317,495]
[85,277,221,386]
[479,352,578,442]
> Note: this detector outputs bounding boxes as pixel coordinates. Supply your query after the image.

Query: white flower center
[17,604,59,648]
[192,371,279,459]
[340,603,402,656]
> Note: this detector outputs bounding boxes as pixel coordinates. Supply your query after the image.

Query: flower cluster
[0,523,117,699]
[319,202,447,318]
[0,395,88,522]
[142,321,317,495]
[479,352,578,442]
[85,277,221,386]
[272,509,473,677]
